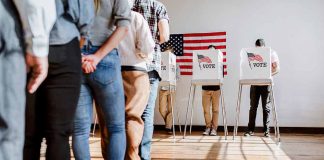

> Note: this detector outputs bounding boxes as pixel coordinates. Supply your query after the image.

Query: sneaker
[203,128,211,135]
[264,132,270,137]
[209,128,217,136]
[244,131,255,136]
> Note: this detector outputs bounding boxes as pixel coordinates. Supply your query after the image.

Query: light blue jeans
[139,77,159,160]
[72,46,126,160]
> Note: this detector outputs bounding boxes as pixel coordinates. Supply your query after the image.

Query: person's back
[119,11,154,70]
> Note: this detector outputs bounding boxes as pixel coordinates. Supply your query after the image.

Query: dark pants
[24,38,82,160]
[0,0,26,159]
[248,85,271,132]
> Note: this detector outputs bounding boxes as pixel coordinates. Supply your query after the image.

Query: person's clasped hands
[82,54,101,73]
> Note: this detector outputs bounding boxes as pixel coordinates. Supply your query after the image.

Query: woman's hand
[81,54,101,73]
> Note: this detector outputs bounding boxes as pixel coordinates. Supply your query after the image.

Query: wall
[153,0,324,127]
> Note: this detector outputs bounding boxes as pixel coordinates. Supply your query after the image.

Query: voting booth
[159,51,181,140]
[160,51,177,83]
[233,47,280,144]
[192,50,223,80]
[240,47,271,80]
[183,49,228,139]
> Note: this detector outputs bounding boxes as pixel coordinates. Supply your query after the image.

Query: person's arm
[136,13,155,60]
[82,0,131,73]
[272,62,280,76]
[14,0,56,93]
[271,50,280,76]
[158,19,169,44]
[157,3,170,44]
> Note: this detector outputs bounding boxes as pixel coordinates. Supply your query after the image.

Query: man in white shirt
[0,0,55,159]
[244,39,280,138]
[117,1,155,158]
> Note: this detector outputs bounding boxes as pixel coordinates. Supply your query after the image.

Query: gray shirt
[89,0,131,46]
[50,0,95,45]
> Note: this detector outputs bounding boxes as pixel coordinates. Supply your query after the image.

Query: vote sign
[240,47,271,80]
[160,51,177,82]
[192,50,223,80]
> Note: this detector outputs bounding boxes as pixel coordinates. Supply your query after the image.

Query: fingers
[82,61,96,73]
[27,68,47,94]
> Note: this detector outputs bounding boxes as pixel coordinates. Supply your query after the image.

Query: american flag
[161,32,227,75]
[197,54,212,63]
[247,52,263,62]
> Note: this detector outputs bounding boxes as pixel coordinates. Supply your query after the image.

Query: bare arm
[82,26,128,73]
[158,19,170,44]
[271,62,280,76]
[95,26,128,60]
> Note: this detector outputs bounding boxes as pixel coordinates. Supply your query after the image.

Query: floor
[40,132,324,160]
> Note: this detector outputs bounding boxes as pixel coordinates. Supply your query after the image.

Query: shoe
[264,132,270,137]
[165,128,173,134]
[244,131,254,136]
[203,128,211,135]
[209,128,217,136]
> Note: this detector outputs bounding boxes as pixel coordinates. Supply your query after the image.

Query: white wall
[153,0,324,127]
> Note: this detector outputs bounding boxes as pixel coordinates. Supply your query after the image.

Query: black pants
[24,38,81,160]
[247,85,271,132]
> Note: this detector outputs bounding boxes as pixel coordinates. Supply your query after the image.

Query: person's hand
[81,54,101,74]
[26,53,49,94]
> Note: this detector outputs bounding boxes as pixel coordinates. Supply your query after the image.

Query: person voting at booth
[159,47,180,133]
[201,45,222,136]
[244,39,280,137]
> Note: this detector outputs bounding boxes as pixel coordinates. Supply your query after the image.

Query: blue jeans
[72,47,126,160]
[139,77,159,160]
[0,1,26,160]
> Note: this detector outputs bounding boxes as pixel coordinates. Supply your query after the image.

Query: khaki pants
[202,90,220,129]
[123,71,150,160]
[97,71,150,160]
[159,90,175,129]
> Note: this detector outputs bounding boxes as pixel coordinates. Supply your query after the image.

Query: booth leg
[189,85,196,135]
[183,84,193,139]
[170,85,176,142]
[233,84,243,140]
[220,84,228,140]
[91,113,98,137]
[177,109,182,133]
[270,84,280,143]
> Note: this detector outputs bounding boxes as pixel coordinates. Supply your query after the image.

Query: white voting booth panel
[192,50,223,80]
[240,47,271,80]
[160,51,177,83]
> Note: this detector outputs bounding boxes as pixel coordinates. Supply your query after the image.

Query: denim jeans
[72,46,126,160]
[139,77,159,160]
[0,1,26,159]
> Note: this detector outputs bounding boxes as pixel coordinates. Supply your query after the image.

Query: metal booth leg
[189,85,196,135]
[183,84,194,139]
[270,84,281,143]
[233,83,243,140]
[220,84,228,140]
[177,108,182,133]
[169,84,176,141]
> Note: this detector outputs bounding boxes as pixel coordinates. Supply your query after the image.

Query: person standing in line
[0,0,56,159]
[72,0,130,159]
[132,0,170,159]
[23,1,95,159]
[244,39,280,138]
[118,0,155,158]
